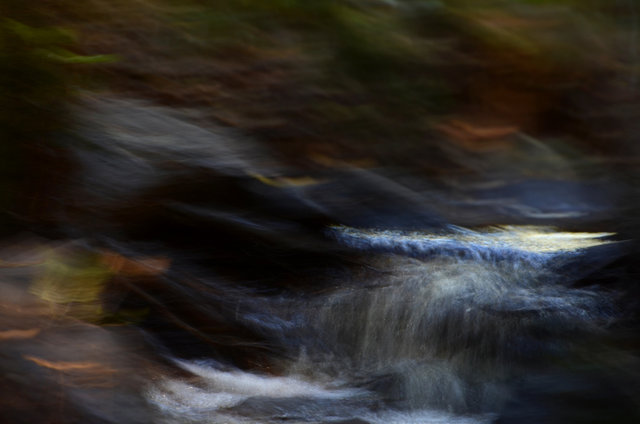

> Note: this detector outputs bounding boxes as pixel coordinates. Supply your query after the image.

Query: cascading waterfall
[298,226,616,412]
[149,225,618,423]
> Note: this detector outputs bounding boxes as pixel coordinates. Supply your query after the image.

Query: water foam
[331,225,614,265]
[147,360,365,419]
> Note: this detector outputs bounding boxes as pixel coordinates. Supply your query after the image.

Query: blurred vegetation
[29,245,164,323]
[30,248,113,321]
[0,1,117,233]
[45,0,637,164]
[1,0,639,215]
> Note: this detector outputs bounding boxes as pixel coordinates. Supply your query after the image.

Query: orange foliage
[99,251,171,277]
[24,355,116,374]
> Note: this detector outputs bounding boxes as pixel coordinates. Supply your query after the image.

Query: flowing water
[145,226,618,423]
[2,97,638,424]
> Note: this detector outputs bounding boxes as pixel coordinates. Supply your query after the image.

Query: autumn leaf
[0,329,40,341]
[24,355,116,374]
[99,251,171,276]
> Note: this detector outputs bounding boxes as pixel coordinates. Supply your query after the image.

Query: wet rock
[226,395,376,423]
[496,369,640,424]
[324,419,371,424]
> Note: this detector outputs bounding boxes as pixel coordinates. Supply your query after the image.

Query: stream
[1,96,638,424]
